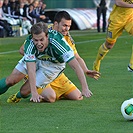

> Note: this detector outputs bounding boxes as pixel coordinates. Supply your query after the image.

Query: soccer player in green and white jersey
[7,11,100,104]
[0,22,92,102]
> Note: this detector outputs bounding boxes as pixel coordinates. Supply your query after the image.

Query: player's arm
[24,37,43,102]
[53,33,92,97]
[19,40,28,56]
[68,58,93,98]
[115,0,133,8]
[19,44,24,55]
[66,34,100,79]
[26,62,43,102]
[75,53,100,80]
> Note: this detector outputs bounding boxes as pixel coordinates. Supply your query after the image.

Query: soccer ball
[121,98,133,120]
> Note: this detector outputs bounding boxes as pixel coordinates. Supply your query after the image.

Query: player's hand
[82,89,93,98]
[86,70,101,80]
[30,92,44,103]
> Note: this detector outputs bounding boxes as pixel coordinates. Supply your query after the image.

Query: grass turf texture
[0,30,133,133]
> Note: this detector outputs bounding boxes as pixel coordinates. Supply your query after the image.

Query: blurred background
[0,0,115,37]
[44,0,114,9]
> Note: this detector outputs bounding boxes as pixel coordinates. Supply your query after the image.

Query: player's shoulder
[24,35,33,46]
[64,32,75,45]
[48,29,64,40]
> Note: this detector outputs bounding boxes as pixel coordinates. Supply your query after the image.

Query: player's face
[32,32,48,52]
[56,18,71,36]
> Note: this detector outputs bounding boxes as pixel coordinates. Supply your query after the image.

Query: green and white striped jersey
[24,30,74,63]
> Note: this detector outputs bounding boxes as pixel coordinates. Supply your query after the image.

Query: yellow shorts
[37,73,77,100]
[106,11,133,44]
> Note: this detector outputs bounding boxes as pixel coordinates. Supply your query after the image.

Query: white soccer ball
[121,98,133,120]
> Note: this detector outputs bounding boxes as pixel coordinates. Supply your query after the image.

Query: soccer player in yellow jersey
[7,11,100,103]
[93,0,133,72]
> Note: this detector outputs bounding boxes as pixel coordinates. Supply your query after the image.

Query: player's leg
[19,80,56,103]
[38,84,56,103]
[7,79,31,103]
[0,68,25,95]
[7,82,55,103]
[49,73,83,100]
[126,20,133,71]
[7,63,60,103]
[93,19,123,72]
[64,88,83,100]
[128,45,133,71]
[93,41,109,72]
[0,57,28,95]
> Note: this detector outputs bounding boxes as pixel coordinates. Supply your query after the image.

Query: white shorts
[15,57,65,88]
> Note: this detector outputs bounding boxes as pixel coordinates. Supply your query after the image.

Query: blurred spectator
[15,0,32,35]
[39,2,51,23]
[0,0,14,37]
[2,0,10,14]
[2,0,32,35]
[22,0,33,22]
[29,0,48,24]
[93,0,111,32]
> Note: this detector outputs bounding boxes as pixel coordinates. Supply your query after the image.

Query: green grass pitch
[0,30,133,133]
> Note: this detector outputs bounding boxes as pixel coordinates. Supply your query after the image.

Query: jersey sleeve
[49,30,75,63]
[24,35,36,62]
[61,38,75,63]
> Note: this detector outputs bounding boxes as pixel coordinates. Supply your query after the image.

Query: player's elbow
[19,49,24,55]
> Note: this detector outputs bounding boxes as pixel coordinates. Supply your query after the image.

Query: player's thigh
[20,80,31,95]
[50,73,78,100]
[6,68,25,85]
[125,18,133,35]
[7,57,28,84]
[107,19,124,44]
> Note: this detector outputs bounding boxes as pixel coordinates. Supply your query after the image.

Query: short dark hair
[54,11,72,23]
[31,22,48,36]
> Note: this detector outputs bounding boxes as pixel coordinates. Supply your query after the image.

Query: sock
[0,78,10,95]
[95,43,109,63]
[129,45,133,68]
[16,91,31,99]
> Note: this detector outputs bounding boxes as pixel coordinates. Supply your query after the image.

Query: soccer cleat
[127,64,133,72]
[7,93,21,103]
[93,61,100,72]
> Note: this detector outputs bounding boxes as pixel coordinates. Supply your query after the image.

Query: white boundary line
[0,50,19,55]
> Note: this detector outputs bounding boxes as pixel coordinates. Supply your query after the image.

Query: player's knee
[65,91,83,100]
[105,42,115,49]
[45,95,56,103]
[41,88,56,103]
[20,89,30,97]
[49,97,56,103]
[6,77,18,86]
[73,95,83,100]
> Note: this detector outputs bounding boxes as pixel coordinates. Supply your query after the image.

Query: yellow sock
[93,43,109,71]
[95,43,109,63]
[129,46,133,69]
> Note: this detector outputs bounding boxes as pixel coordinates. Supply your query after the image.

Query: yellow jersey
[111,0,133,16]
